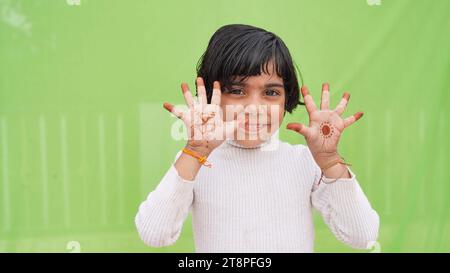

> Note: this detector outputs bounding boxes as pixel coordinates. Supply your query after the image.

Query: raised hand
[163,77,240,157]
[286,83,363,169]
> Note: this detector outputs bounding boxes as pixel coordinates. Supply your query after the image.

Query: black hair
[196,24,304,113]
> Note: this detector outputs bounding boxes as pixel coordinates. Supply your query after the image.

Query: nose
[244,104,266,116]
[242,104,270,124]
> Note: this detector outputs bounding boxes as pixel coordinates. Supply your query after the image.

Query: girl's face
[220,66,286,148]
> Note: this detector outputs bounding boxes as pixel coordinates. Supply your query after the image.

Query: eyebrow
[229,82,284,88]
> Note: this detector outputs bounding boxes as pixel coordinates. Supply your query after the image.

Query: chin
[234,139,265,148]
[233,124,274,147]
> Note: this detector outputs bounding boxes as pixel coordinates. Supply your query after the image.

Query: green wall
[0,0,449,252]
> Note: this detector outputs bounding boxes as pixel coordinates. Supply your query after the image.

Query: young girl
[135,24,379,252]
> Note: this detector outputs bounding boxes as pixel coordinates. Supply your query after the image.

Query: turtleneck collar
[225,130,280,150]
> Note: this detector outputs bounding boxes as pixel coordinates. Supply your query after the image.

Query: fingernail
[181,83,189,93]
[343,92,350,100]
[163,102,171,111]
[301,86,309,97]
[197,77,205,86]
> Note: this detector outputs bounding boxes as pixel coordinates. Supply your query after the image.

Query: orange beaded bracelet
[182,148,212,168]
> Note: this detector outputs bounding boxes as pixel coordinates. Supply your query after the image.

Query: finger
[163,102,184,120]
[224,118,241,139]
[301,86,318,115]
[196,77,208,106]
[211,81,221,105]
[222,110,245,140]
[181,83,194,108]
[335,92,350,116]
[343,112,364,128]
[320,82,330,110]
[286,122,311,138]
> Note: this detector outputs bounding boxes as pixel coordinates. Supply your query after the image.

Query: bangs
[197,24,303,113]
[218,35,289,87]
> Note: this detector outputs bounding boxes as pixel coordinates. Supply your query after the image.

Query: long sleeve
[135,152,195,247]
[135,139,380,252]
[308,149,380,249]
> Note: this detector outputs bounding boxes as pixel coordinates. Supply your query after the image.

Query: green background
[0,0,449,252]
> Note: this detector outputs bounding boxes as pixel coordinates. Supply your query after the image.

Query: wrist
[312,151,341,170]
[183,144,213,168]
[184,144,213,157]
[322,163,351,179]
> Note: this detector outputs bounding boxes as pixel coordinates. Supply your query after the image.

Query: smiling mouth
[241,123,269,133]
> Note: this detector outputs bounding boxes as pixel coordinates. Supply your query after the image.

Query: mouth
[240,123,269,133]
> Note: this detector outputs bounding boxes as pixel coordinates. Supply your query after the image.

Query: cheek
[219,102,242,122]
[266,100,285,129]
[273,104,285,128]
[273,96,285,120]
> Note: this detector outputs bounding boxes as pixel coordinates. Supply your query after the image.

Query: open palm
[163,77,239,153]
[287,83,363,167]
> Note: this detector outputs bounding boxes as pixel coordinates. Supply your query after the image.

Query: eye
[225,88,245,95]
[265,89,281,96]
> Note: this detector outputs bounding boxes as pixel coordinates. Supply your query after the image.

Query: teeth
[245,124,267,131]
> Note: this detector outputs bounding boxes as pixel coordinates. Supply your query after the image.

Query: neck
[226,130,280,149]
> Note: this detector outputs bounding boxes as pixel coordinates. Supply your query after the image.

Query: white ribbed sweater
[135,136,379,252]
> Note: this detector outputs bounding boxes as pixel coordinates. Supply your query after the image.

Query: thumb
[163,102,184,120]
[223,118,241,140]
[286,122,310,138]
[224,113,245,139]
